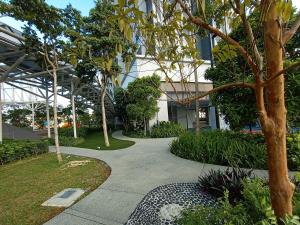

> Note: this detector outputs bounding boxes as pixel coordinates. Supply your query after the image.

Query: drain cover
[42,188,85,207]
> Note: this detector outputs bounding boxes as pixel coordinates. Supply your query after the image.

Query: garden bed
[170,131,300,171]
[0,153,110,225]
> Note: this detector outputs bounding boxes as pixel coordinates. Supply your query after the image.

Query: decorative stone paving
[125,183,216,225]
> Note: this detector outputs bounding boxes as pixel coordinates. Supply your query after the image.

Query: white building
[119,0,220,130]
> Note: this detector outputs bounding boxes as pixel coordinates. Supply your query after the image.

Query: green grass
[76,131,135,150]
[0,153,110,225]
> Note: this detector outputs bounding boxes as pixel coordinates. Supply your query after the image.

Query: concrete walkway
[44,131,269,225]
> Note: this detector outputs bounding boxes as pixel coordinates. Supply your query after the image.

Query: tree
[0,0,67,162]
[4,108,31,128]
[205,10,300,130]
[65,0,135,147]
[114,87,130,132]
[126,75,161,135]
[116,0,300,219]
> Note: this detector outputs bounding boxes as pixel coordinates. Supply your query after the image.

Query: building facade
[119,0,220,130]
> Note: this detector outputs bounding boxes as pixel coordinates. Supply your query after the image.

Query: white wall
[149,93,169,127]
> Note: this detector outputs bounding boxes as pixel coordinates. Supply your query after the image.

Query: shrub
[178,178,300,225]
[170,131,267,169]
[287,133,300,171]
[58,127,88,138]
[199,168,253,204]
[171,130,300,170]
[150,121,186,138]
[123,129,148,138]
[49,136,85,147]
[0,140,49,165]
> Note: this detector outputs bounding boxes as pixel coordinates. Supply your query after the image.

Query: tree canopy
[205,10,300,130]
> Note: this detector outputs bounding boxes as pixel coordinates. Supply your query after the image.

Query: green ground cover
[0,153,110,225]
[76,131,135,150]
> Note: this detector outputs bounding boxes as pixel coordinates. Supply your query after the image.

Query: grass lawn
[76,131,135,150]
[0,153,110,225]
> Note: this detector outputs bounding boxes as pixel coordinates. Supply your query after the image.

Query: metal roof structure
[0,21,114,111]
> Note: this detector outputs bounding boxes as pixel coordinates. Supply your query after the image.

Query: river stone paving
[125,183,216,225]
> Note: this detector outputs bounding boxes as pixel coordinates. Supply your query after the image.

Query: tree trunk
[101,85,110,147]
[262,1,295,218]
[144,117,147,136]
[194,65,200,136]
[53,70,62,163]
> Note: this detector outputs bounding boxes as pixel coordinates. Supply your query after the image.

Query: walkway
[44,131,268,225]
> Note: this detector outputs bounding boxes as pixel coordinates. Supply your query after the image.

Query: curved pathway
[44,131,268,225]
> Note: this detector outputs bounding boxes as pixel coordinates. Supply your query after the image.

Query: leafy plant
[0,140,49,165]
[49,136,85,147]
[199,168,253,204]
[287,133,300,170]
[150,121,186,138]
[178,178,300,225]
[170,131,267,169]
[58,127,88,138]
[171,131,300,170]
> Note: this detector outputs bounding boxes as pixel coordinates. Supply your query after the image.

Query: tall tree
[0,0,66,162]
[65,0,135,147]
[116,0,300,219]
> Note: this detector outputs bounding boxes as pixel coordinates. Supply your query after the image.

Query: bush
[123,129,148,138]
[49,136,85,147]
[0,140,49,165]
[58,127,88,138]
[287,133,300,171]
[178,178,300,225]
[150,121,186,138]
[199,168,253,204]
[171,131,300,170]
[170,131,267,169]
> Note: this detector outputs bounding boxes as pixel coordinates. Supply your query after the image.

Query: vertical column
[45,81,51,138]
[0,83,2,143]
[32,102,35,131]
[71,81,77,138]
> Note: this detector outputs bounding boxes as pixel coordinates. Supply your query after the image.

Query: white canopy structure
[0,22,114,142]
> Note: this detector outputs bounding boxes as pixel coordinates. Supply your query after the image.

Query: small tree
[126,75,161,135]
[5,108,31,128]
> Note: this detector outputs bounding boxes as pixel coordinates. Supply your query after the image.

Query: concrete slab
[71,188,144,224]
[42,188,85,207]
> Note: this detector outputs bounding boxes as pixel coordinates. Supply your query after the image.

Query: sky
[0,0,300,31]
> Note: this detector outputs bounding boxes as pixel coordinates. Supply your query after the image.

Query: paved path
[44,131,268,225]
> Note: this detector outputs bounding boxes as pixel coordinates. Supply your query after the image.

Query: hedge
[49,136,85,146]
[0,140,49,165]
[150,121,186,138]
[170,131,300,170]
[58,127,88,138]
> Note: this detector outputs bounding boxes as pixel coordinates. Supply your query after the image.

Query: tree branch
[283,13,300,44]
[180,82,255,104]
[264,60,300,86]
[176,0,259,75]
[240,12,263,81]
